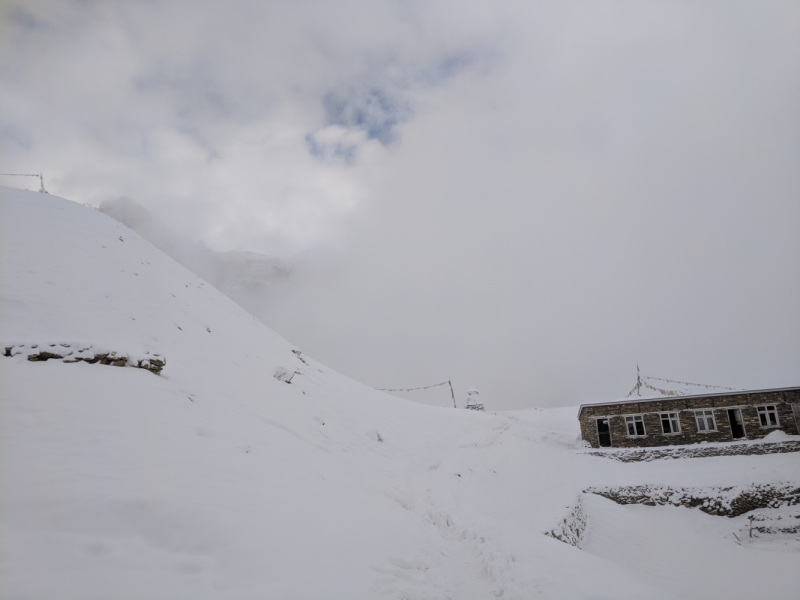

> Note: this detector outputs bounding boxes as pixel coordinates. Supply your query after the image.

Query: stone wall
[578,388,800,448]
[578,416,594,447]
[586,483,800,518]
[4,342,166,375]
[584,440,800,462]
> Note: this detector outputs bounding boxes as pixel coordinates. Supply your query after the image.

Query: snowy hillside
[1,186,798,599]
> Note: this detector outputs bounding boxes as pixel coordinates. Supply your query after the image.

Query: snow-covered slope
[1,186,798,599]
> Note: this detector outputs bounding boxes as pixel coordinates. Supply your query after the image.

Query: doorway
[596,418,612,447]
[792,404,800,434]
[727,408,745,439]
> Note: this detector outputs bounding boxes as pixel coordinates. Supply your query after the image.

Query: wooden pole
[448,380,456,408]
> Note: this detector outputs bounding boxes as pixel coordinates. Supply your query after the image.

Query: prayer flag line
[376,381,450,392]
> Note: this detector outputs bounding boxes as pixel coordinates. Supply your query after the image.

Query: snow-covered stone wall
[4,342,166,374]
[584,440,800,462]
[586,482,800,518]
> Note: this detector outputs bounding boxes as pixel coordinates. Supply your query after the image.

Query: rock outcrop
[4,343,166,375]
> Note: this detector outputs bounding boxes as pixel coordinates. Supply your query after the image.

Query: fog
[2,1,798,408]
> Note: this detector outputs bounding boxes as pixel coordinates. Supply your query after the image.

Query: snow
[762,429,796,442]
[581,495,799,599]
[1,185,798,599]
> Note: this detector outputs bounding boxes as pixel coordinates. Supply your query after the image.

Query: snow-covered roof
[577,385,800,418]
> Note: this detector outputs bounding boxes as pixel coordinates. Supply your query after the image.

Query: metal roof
[577,385,800,419]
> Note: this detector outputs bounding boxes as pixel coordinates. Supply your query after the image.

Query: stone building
[578,386,800,449]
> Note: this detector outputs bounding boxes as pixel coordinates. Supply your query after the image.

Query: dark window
[660,412,681,434]
[757,405,779,427]
[625,415,645,436]
[694,410,716,432]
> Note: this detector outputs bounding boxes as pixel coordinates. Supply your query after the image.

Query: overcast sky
[2,0,799,409]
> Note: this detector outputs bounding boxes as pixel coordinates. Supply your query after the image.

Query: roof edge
[577,385,800,419]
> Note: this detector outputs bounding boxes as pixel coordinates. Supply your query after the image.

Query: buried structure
[578,386,800,449]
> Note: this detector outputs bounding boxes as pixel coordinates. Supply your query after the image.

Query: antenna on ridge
[1,172,49,194]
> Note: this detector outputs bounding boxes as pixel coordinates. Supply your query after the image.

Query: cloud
[2,0,799,408]
[0,0,499,252]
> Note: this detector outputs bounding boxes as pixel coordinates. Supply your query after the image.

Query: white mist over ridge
[98,196,293,306]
